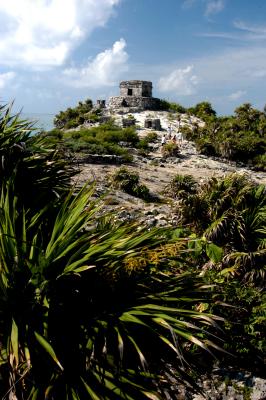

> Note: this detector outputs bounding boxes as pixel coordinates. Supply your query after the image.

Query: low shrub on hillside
[54,99,94,128]
[161,142,180,157]
[164,174,198,199]
[41,124,138,162]
[111,167,151,200]
[184,102,266,169]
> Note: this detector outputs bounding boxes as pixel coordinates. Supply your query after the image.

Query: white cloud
[233,20,266,40]
[63,38,128,88]
[0,0,120,68]
[251,69,266,78]
[158,65,198,95]
[0,71,16,88]
[234,20,266,35]
[205,0,225,17]
[182,0,225,16]
[228,90,246,101]
[182,0,197,9]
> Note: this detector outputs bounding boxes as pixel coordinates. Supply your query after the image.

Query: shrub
[133,183,151,201]
[121,127,139,145]
[161,142,180,157]
[165,174,198,199]
[54,99,93,129]
[253,154,266,170]
[196,139,216,156]
[111,167,139,193]
[111,167,151,200]
[145,131,158,142]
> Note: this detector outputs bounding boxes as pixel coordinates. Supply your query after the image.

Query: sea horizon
[21,112,55,132]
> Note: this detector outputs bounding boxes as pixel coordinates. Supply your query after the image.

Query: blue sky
[1,0,266,116]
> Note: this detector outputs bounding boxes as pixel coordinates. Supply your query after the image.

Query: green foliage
[161,142,180,157]
[137,131,158,152]
[0,103,76,212]
[207,276,266,363]
[188,102,216,121]
[54,99,93,128]
[253,153,266,171]
[42,124,138,162]
[164,174,198,199]
[0,104,265,397]
[111,167,151,201]
[174,173,266,284]
[187,102,266,169]
[158,100,187,113]
[196,139,217,156]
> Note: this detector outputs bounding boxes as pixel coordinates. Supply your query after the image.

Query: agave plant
[0,103,76,213]
[181,174,266,283]
[0,180,224,400]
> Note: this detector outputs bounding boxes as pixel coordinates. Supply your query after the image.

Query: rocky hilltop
[73,108,266,228]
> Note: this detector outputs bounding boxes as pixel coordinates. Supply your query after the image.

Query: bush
[196,139,216,156]
[146,131,158,142]
[158,100,187,113]
[165,174,198,199]
[133,184,151,201]
[187,102,266,169]
[111,167,139,193]
[161,142,180,157]
[111,167,151,200]
[54,99,93,129]
[253,154,266,170]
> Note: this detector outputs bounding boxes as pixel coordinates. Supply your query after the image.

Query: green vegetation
[166,172,266,366]
[161,142,180,157]
[0,104,228,399]
[111,167,151,201]
[41,122,139,162]
[0,103,265,399]
[182,102,266,170]
[54,99,94,129]
[137,131,158,153]
[158,100,265,170]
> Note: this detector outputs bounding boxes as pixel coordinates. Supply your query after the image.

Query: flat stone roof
[120,80,152,86]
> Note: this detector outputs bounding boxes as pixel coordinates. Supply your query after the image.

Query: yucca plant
[178,174,266,283]
[0,103,76,213]
[0,180,224,400]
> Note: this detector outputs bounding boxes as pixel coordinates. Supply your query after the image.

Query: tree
[188,102,216,120]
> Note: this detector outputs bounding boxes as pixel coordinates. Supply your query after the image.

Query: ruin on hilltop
[108,80,161,111]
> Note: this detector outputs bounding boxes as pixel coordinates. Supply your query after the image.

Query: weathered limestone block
[108,96,161,111]
[120,80,152,97]
[96,99,106,108]
[144,118,161,130]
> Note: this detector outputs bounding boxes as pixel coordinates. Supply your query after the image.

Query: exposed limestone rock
[108,95,161,111]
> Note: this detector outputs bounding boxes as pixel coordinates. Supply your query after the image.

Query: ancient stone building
[108,80,161,111]
[144,118,161,130]
[120,81,152,97]
[96,99,106,109]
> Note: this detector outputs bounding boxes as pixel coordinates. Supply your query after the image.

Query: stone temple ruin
[108,80,161,111]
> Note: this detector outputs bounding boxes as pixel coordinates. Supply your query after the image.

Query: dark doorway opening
[127,88,133,96]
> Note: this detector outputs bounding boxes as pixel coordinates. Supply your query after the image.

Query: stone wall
[144,118,161,130]
[108,95,161,111]
[120,80,152,97]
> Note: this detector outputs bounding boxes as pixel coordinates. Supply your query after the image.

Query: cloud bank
[0,0,120,68]
[0,71,16,88]
[158,65,198,95]
[63,38,128,88]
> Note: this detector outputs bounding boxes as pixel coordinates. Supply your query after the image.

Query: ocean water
[21,113,55,132]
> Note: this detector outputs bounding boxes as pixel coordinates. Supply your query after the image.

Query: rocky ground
[73,110,266,228]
